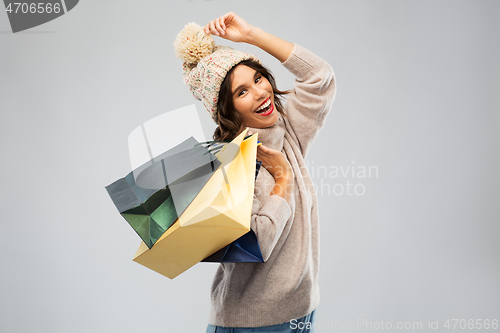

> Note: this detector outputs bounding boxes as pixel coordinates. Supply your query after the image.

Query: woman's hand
[204,12,253,43]
[257,143,294,202]
[204,12,293,62]
[257,144,292,181]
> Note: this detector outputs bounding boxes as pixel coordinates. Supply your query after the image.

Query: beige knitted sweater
[208,44,337,328]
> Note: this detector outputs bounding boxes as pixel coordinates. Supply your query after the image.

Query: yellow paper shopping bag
[132,129,258,279]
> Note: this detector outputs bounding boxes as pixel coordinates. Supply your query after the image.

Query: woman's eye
[255,76,261,83]
[238,89,246,97]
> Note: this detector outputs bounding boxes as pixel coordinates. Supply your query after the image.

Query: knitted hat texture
[174,22,260,122]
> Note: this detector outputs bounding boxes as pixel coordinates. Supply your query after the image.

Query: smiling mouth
[255,98,271,114]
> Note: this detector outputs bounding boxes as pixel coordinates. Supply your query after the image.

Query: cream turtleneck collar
[246,113,286,152]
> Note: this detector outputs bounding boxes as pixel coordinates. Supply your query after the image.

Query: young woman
[175,12,336,333]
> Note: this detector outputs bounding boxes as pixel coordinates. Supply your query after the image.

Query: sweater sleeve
[281,44,337,157]
[250,194,292,262]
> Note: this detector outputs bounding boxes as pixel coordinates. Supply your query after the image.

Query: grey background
[1,0,499,332]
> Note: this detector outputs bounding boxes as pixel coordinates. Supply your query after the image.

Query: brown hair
[213,60,290,141]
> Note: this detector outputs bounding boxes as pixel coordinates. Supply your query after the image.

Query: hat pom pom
[174,22,215,64]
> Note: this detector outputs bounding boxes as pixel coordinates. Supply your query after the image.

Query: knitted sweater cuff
[260,194,292,223]
[281,44,315,80]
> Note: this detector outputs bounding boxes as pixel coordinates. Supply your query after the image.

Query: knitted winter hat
[174,22,261,122]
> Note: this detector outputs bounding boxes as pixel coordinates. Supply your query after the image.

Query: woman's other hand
[204,12,253,43]
[257,144,292,180]
[257,144,294,202]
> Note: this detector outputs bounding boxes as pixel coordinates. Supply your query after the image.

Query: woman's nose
[253,86,267,100]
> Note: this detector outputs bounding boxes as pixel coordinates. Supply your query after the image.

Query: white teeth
[255,99,271,112]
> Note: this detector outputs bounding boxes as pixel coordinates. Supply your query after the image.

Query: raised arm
[281,45,337,157]
[205,13,337,157]
[204,12,294,63]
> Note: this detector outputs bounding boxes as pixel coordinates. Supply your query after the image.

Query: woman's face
[230,64,278,128]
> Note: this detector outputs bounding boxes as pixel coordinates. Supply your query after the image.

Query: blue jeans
[206,309,316,333]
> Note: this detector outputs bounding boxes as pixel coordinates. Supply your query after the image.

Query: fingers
[209,21,218,36]
[219,16,226,30]
[258,144,281,156]
[221,11,235,25]
[257,145,280,167]
[257,144,270,156]
[256,145,270,161]
[204,15,227,36]
[256,142,292,181]
[204,21,218,35]
[204,12,237,36]
[214,19,224,36]
[258,145,284,161]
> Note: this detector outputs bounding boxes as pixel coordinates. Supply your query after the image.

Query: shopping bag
[201,229,263,263]
[133,129,258,279]
[201,159,264,263]
[105,136,221,248]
